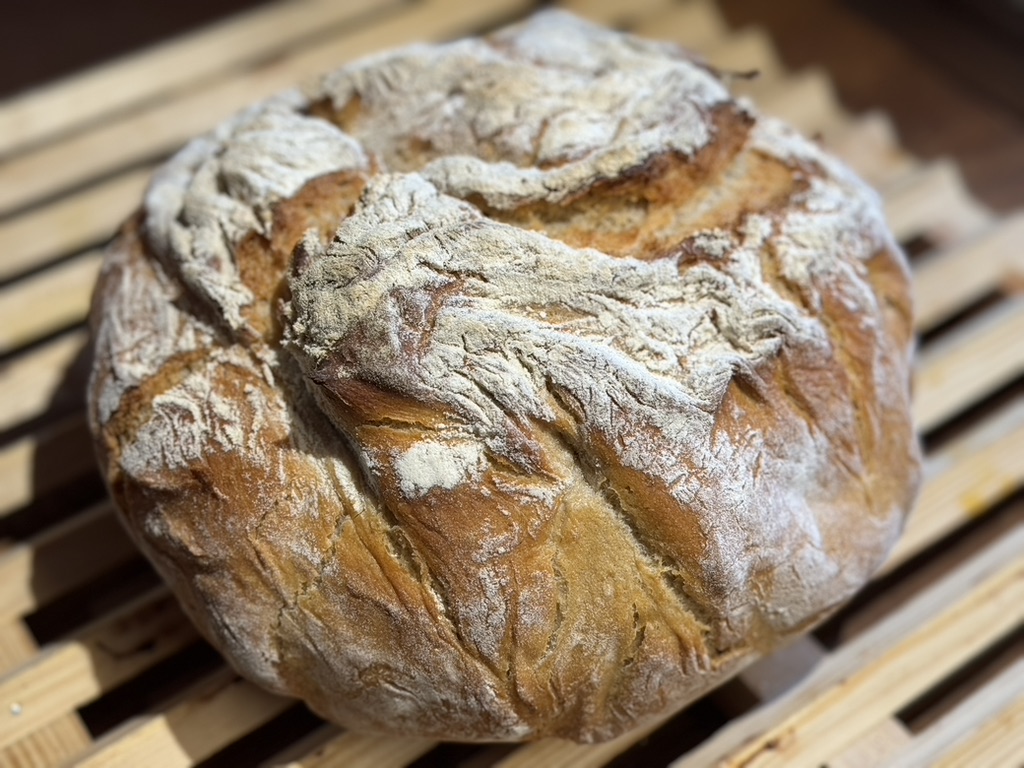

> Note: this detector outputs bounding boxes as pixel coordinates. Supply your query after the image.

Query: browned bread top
[88,11,920,743]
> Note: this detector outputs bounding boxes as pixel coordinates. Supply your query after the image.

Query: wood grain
[670,526,1024,767]
[0,2,1021,766]
[0,0,396,157]
[70,669,292,768]
[0,587,196,753]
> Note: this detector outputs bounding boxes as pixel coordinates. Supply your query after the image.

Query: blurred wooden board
[0,1,1021,766]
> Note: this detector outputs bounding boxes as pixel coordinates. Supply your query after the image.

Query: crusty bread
[87,11,921,743]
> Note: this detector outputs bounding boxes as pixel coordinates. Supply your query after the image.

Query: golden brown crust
[87,11,920,743]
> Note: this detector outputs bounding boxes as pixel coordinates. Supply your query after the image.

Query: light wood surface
[263,728,436,768]
[0,0,395,158]
[0,0,1021,766]
[70,669,293,768]
[888,657,1024,768]
[670,526,1024,768]
[0,169,147,282]
[0,416,94,518]
[0,587,197,752]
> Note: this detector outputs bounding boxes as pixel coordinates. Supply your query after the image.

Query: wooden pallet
[0,0,1021,766]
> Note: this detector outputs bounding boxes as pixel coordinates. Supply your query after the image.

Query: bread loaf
[87,11,921,743]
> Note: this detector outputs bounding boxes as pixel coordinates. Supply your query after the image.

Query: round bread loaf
[88,10,921,743]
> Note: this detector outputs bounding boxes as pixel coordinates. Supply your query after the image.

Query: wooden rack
[0,0,1021,766]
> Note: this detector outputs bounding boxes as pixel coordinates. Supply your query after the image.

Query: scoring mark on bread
[88,9,921,741]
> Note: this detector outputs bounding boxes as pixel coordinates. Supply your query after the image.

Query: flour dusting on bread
[88,10,920,743]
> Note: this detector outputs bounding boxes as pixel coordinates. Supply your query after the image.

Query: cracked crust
[87,10,920,743]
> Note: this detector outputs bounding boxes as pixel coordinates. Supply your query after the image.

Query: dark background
[2,0,1023,211]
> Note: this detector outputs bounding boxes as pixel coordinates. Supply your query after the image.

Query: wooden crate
[1,0,1021,765]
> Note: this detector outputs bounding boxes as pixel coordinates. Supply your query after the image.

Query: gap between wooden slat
[0,501,132,624]
[0,586,196,753]
[69,668,292,768]
[668,525,1024,768]
[0,0,536,218]
[887,657,1024,768]
[0,0,395,159]
[886,397,1024,573]
[0,328,88,434]
[913,213,1024,333]
[883,160,993,246]
[0,170,146,284]
[0,250,103,355]
[912,295,1024,433]
[0,415,94,518]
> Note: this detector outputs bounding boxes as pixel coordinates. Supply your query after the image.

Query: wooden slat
[630,0,728,51]
[0,622,39,676]
[827,719,915,768]
[0,250,102,355]
[0,502,135,624]
[702,26,782,83]
[0,715,93,768]
[0,622,93,768]
[826,111,918,190]
[931,698,1024,768]
[0,5,1019,768]
[0,586,197,753]
[0,0,535,218]
[887,397,1024,571]
[0,169,146,284]
[747,67,847,139]
[0,0,394,158]
[494,717,668,768]
[913,296,1024,433]
[0,328,87,434]
[913,213,1024,332]
[558,0,676,26]
[0,415,96,518]
[669,525,1024,768]
[883,160,994,245]
[70,669,292,768]
[265,729,437,768]
[887,658,1024,768]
